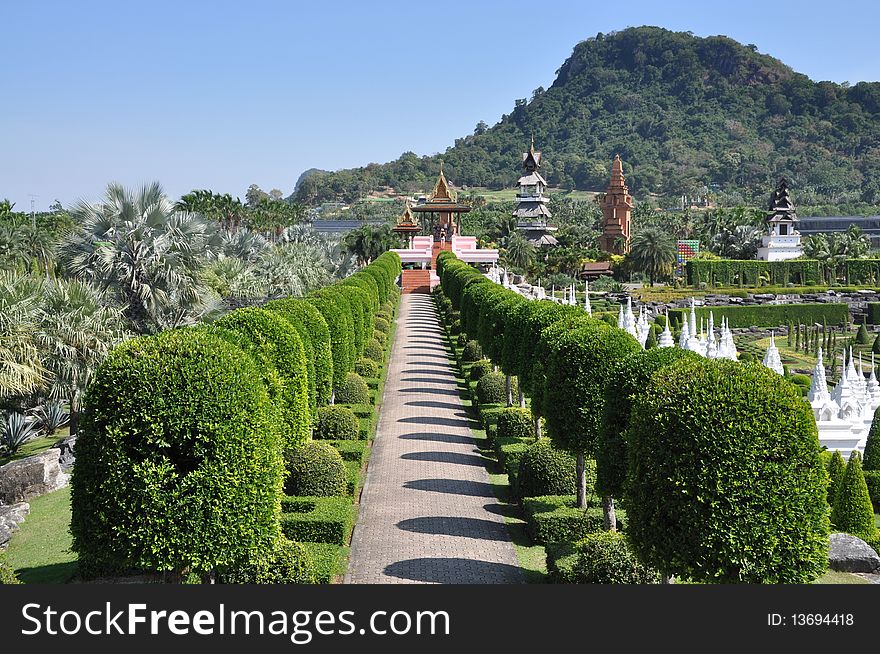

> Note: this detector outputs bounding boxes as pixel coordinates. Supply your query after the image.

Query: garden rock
[828,533,880,573]
[54,435,77,471]
[0,450,69,504]
[0,502,29,548]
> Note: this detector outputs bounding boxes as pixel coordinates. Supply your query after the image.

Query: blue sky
[2,0,879,210]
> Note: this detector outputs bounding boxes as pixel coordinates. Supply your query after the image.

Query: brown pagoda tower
[513,138,557,246]
[598,155,633,255]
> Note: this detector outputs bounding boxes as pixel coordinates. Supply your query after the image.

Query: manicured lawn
[814,570,872,584]
[0,427,69,467]
[5,485,78,583]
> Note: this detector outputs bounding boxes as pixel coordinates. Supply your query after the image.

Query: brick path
[346,294,523,584]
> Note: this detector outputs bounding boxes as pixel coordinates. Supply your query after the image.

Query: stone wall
[0,449,69,505]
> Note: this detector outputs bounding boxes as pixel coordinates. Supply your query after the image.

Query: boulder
[53,435,76,471]
[0,450,69,504]
[0,502,29,548]
[828,533,880,573]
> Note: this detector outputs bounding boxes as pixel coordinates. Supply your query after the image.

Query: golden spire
[431,165,453,201]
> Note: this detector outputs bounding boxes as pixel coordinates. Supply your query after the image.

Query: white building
[756,178,804,261]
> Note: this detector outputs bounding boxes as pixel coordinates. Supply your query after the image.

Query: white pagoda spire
[658,311,674,348]
[679,315,691,349]
[869,353,880,403]
[762,332,784,375]
[625,297,638,339]
[583,281,592,315]
[809,348,832,403]
[617,302,625,329]
[689,298,697,338]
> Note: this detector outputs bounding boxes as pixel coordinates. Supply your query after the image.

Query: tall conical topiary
[826,450,846,506]
[831,452,877,539]
[644,324,657,349]
[866,408,880,471]
[873,333,880,356]
[856,322,871,345]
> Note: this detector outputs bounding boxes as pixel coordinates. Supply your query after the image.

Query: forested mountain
[293,27,880,207]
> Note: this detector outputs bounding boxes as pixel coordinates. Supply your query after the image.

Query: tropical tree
[710,224,763,259]
[628,227,676,285]
[0,271,48,398]
[504,231,536,270]
[343,225,398,266]
[61,182,224,334]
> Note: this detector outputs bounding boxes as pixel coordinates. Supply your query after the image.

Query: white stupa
[762,332,784,375]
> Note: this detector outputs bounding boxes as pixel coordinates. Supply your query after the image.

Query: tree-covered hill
[293,27,880,207]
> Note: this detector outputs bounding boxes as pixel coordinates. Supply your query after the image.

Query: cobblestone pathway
[346,294,523,584]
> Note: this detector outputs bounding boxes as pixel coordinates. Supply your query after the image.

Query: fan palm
[628,227,676,286]
[0,271,48,398]
[504,231,536,270]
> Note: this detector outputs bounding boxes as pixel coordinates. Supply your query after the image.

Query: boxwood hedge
[284,442,348,497]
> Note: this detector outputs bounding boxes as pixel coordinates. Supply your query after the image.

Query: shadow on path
[383,558,524,584]
[400,451,487,466]
[403,478,495,497]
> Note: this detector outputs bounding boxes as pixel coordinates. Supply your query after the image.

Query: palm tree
[504,231,535,271]
[343,225,398,266]
[628,227,676,286]
[60,182,223,334]
[711,224,762,259]
[0,271,48,398]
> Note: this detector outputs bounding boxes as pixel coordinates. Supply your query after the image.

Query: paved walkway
[346,294,523,584]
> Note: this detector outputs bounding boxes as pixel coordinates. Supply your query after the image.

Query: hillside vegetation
[294,27,880,207]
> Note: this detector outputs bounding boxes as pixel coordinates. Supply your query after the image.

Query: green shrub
[857,323,871,345]
[372,329,387,346]
[517,439,580,498]
[686,259,823,288]
[264,298,335,407]
[867,303,880,325]
[284,442,348,497]
[377,310,393,325]
[545,541,579,583]
[363,338,384,363]
[496,407,534,441]
[831,453,877,539]
[476,372,507,404]
[457,333,468,347]
[303,543,347,584]
[864,470,880,509]
[214,307,311,448]
[568,532,660,584]
[313,406,360,441]
[0,553,20,584]
[462,340,484,362]
[626,358,830,583]
[449,319,462,335]
[469,359,493,381]
[827,450,846,506]
[522,496,623,544]
[865,409,880,470]
[71,330,285,578]
[220,538,314,584]
[355,357,379,379]
[375,317,390,334]
[280,496,355,545]
[494,436,530,469]
[335,372,370,405]
[668,302,849,328]
[308,295,355,387]
[327,440,368,465]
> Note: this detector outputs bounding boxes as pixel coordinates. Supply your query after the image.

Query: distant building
[598,155,633,255]
[798,215,880,248]
[756,178,804,261]
[513,139,558,247]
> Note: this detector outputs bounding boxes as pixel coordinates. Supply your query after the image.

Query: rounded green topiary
[517,439,580,498]
[469,359,493,381]
[462,339,483,362]
[372,329,387,346]
[626,358,830,583]
[214,307,311,448]
[284,441,347,497]
[600,313,618,327]
[865,408,880,471]
[831,452,877,539]
[375,317,390,334]
[308,295,355,388]
[449,319,462,335]
[476,371,508,404]
[496,407,534,440]
[363,338,384,363]
[220,538,314,584]
[457,332,469,347]
[873,333,880,355]
[71,330,286,578]
[263,298,334,407]
[826,450,846,506]
[569,532,661,584]
[355,357,379,379]
[335,372,370,405]
[856,322,871,345]
[313,405,360,441]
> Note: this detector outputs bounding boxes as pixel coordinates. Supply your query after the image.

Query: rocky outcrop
[0,450,69,505]
[53,435,76,471]
[0,502,29,548]
[828,533,880,573]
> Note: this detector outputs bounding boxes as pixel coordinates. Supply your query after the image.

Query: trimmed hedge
[374,317,390,334]
[496,407,534,441]
[284,442,348,497]
[280,496,355,545]
[686,259,822,287]
[303,543,347,584]
[523,495,624,545]
[476,372,509,404]
[831,453,877,539]
[372,329,387,346]
[516,439,580,499]
[867,303,880,325]
[313,405,360,441]
[308,295,355,387]
[264,298,334,407]
[71,330,285,578]
[214,307,311,448]
[220,538,314,584]
[865,409,880,471]
[565,532,660,584]
[865,470,880,509]
[626,358,830,583]
[461,340,484,362]
[668,303,850,328]
[335,372,370,405]
[469,359,493,381]
[355,357,379,379]
[327,440,368,465]
[363,338,384,363]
